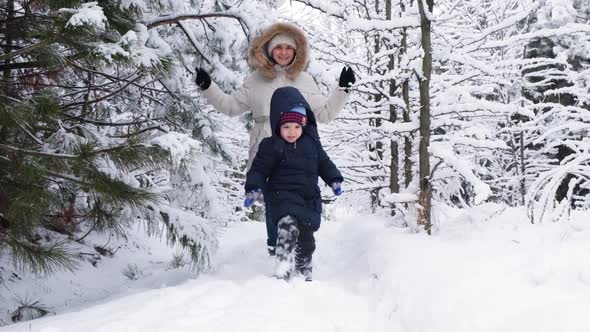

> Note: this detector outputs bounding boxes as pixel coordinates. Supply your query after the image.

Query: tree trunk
[2,0,15,95]
[519,131,526,205]
[386,0,400,202]
[369,0,384,211]
[400,0,413,188]
[417,0,433,233]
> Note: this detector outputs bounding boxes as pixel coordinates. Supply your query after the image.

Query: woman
[195,22,355,253]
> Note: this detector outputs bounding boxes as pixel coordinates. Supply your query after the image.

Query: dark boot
[267,246,276,256]
[295,252,313,281]
[295,224,316,281]
[274,215,299,280]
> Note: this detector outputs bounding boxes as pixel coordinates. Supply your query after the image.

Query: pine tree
[1,0,283,274]
[0,0,179,273]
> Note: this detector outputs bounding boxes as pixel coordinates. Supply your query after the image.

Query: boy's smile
[280,122,303,143]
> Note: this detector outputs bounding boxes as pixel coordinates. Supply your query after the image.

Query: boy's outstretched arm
[245,138,277,192]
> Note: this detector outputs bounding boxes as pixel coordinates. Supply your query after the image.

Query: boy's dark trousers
[263,187,277,253]
[276,215,316,280]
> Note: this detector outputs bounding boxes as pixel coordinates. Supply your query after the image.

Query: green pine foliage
[1,0,272,276]
[0,0,174,274]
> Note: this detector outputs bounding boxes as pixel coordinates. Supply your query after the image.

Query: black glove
[338,66,356,92]
[195,67,211,90]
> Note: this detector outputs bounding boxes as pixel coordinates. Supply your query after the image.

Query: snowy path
[2,220,375,332]
[192,221,372,331]
[5,205,590,332]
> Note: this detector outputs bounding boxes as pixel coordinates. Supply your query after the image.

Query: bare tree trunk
[519,48,528,206]
[417,0,433,233]
[400,0,413,188]
[519,131,526,205]
[0,0,15,143]
[386,0,400,202]
[402,81,413,187]
[2,0,15,94]
[369,0,384,211]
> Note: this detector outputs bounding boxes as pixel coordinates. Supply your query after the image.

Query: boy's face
[280,122,303,143]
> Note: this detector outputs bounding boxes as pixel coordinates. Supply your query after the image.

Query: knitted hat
[267,33,297,55]
[279,106,307,126]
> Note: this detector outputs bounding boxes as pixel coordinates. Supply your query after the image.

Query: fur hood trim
[247,22,309,80]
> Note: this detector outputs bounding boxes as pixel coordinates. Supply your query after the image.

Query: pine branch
[0,143,78,159]
[2,233,78,274]
[0,107,45,146]
[62,74,142,109]
[0,61,42,70]
[0,40,51,62]
[108,125,168,138]
[176,21,212,65]
[71,65,168,93]
[66,116,163,126]
[103,144,171,172]
[156,209,212,272]
[44,170,83,184]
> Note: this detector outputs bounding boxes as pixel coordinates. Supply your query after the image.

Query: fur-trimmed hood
[247,22,309,81]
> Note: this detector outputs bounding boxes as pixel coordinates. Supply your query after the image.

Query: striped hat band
[279,112,307,126]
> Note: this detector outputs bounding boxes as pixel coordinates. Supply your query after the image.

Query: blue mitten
[331,182,342,196]
[244,189,263,207]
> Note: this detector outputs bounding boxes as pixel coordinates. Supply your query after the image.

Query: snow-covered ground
[3,203,590,332]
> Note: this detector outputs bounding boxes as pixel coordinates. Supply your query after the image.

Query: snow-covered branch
[144,13,245,29]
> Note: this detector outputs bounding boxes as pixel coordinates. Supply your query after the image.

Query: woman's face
[271,44,296,66]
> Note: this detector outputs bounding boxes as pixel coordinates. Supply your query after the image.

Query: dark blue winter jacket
[245,86,343,231]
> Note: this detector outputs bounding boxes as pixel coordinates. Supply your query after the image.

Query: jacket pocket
[271,190,305,207]
[304,196,322,215]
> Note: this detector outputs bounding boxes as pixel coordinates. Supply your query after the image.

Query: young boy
[244,86,343,281]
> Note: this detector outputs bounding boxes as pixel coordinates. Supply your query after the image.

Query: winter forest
[1,0,590,330]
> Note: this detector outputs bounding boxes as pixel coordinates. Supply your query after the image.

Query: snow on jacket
[201,22,349,170]
[245,87,343,231]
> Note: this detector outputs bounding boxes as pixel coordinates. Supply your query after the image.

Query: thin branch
[0,61,42,70]
[0,142,147,160]
[91,144,147,155]
[72,65,168,93]
[0,143,78,159]
[176,21,211,65]
[0,40,51,62]
[75,221,97,242]
[108,125,168,138]
[62,74,142,109]
[67,117,162,127]
[292,0,346,19]
[145,13,245,29]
